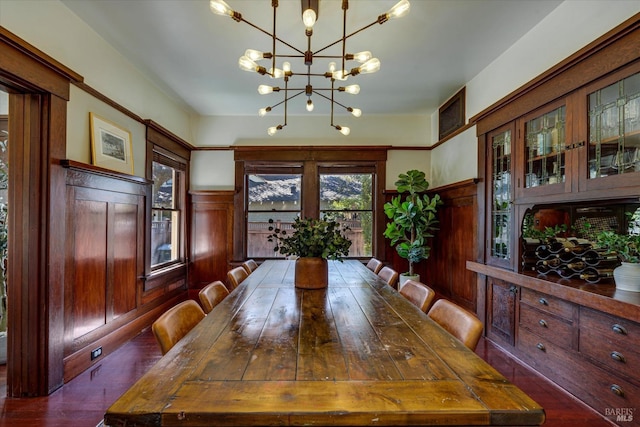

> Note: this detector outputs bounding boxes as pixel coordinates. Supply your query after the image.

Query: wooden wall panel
[190,191,234,291]
[112,203,138,318]
[72,199,108,339]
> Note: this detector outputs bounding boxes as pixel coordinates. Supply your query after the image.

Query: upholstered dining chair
[152,299,205,355]
[365,258,383,274]
[198,280,229,314]
[399,280,436,313]
[427,299,483,351]
[377,266,399,288]
[227,266,249,291]
[241,259,259,275]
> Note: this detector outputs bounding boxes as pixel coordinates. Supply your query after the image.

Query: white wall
[0,0,193,178]
[429,1,640,188]
[2,0,638,189]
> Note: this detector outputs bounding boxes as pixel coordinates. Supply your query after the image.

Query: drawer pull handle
[536,343,546,352]
[610,351,626,363]
[538,298,548,306]
[610,384,625,397]
[612,324,628,335]
[538,319,548,328]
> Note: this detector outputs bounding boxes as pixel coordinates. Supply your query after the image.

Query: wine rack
[521,238,620,283]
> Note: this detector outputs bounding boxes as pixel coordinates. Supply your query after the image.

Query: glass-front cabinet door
[580,63,640,192]
[487,125,514,268]
[516,99,571,199]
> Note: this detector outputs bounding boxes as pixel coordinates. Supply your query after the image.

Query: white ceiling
[61,0,563,118]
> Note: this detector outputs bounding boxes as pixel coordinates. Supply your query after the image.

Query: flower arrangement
[595,211,640,263]
[267,217,352,261]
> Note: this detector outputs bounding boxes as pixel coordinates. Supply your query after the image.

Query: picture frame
[90,112,134,175]
[438,87,466,140]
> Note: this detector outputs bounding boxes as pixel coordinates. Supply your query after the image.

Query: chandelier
[209,0,411,136]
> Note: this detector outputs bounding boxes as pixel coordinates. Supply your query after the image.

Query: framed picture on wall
[90,112,134,175]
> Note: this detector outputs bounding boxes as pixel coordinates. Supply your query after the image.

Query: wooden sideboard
[469,261,640,424]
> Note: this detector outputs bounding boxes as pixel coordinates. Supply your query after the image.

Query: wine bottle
[567,261,587,271]
[535,245,556,260]
[558,267,580,279]
[579,267,615,283]
[563,243,592,254]
[542,258,562,267]
[581,250,619,265]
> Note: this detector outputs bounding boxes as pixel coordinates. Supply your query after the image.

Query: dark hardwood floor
[0,328,614,427]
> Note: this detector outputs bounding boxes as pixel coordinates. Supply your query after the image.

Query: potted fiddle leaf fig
[383,170,441,286]
[267,216,351,289]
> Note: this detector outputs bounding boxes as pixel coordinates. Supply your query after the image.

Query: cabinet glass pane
[491,130,511,260]
[588,71,640,178]
[524,106,566,188]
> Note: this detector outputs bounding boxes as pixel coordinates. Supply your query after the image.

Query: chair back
[365,258,383,274]
[227,266,249,290]
[198,280,230,314]
[427,299,483,351]
[377,266,399,288]
[152,300,205,355]
[399,280,436,313]
[241,259,259,275]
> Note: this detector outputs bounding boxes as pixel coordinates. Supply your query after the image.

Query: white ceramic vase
[613,262,640,292]
[399,274,420,290]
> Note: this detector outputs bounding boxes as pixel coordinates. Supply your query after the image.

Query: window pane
[248,174,301,211]
[320,174,372,210]
[320,174,373,257]
[247,211,300,258]
[151,209,179,266]
[153,162,175,208]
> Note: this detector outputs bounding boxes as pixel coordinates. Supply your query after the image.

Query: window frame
[144,123,190,289]
[233,147,387,262]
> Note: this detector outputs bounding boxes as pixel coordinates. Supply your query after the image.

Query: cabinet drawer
[579,307,640,384]
[580,307,640,349]
[520,288,576,320]
[518,328,640,421]
[520,303,575,350]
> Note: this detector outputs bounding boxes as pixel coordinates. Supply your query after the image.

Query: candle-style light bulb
[340,84,360,95]
[258,107,272,117]
[352,51,372,63]
[348,108,362,118]
[209,0,234,16]
[269,67,284,79]
[358,58,380,74]
[386,0,410,20]
[258,85,274,95]
[267,126,279,136]
[306,99,314,112]
[302,8,317,29]
[245,49,266,61]
[336,126,351,136]
[238,56,259,72]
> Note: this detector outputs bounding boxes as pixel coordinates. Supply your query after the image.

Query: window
[151,159,182,267]
[147,133,189,273]
[320,172,373,257]
[247,171,302,258]
[234,148,387,261]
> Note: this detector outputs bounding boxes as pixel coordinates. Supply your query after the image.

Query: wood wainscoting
[62,161,186,382]
[189,191,235,296]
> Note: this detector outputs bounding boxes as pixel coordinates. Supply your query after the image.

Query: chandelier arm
[272,3,276,75]
[313,20,379,56]
[341,3,347,78]
[238,18,306,55]
[313,91,351,112]
[266,91,305,110]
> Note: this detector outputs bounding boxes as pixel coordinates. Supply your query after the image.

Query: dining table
[104,259,544,426]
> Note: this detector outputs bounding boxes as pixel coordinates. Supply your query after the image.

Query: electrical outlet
[91,346,103,361]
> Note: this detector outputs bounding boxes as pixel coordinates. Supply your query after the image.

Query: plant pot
[613,262,640,292]
[399,273,420,290]
[294,257,328,289]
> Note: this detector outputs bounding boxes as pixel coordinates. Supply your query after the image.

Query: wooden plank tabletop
[105,260,544,426]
